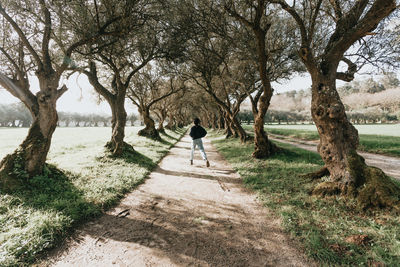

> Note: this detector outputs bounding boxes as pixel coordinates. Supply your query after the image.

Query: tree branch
[326,0,396,63]
[39,0,53,72]
[336,57,357,82]
[83,62,115,103]
[56,84,68,99]
[0,3,43,68]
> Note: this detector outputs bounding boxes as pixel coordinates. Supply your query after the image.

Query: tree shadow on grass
[3,164,101,265]
[103,147,156,170]
[12,165,100,222]
[158,138,173,147]
[160,131,179,141]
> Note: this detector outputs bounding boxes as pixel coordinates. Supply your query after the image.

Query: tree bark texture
[230,115,248,143]
[138,107,160,139]
[107,95,128,156]
[0,82,60,188]
[311,76,400,209]
[165,113,176,130]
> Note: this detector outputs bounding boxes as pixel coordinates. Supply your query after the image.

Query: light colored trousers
[191,138,208,161]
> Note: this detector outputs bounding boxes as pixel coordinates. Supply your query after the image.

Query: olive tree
[0,0,122,187]
[270,0,400,208]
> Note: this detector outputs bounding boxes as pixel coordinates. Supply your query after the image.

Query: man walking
[189,118,210,167]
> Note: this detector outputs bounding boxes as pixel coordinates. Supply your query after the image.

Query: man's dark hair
[194,118,200,126]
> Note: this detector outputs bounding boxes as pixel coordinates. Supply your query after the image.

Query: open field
[242,124,400,157]
[210,131,400,266]
[257,123,400,137]
[0,127,185,266]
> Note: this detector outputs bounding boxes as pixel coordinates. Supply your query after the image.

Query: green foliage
[0,127,186,266]
[212,132,400,265]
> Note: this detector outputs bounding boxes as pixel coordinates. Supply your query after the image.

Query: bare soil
[269,134,400,180]
[40,134,314,267]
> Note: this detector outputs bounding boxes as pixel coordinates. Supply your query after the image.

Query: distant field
[260,123,400,137]
[0,127,133,160]
[241,124,400,157]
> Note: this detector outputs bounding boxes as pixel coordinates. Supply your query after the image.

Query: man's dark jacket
[189,125,207,140]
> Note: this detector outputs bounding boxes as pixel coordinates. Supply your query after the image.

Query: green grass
[0,127,186,266]
[255,123,400,137]
[242,125,400,157]
[211,131,400,266]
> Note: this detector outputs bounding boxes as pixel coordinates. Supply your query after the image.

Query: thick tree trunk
[211,113,218,129]
[311,76,399,209]
[231,115,248,143]
[253,107,277,158]
[108,97,129,156]
[157,117,165,133]
[138,107,160,139]
[0,91,58,189]
[251,28,278,158]
[217,114,224,130]
[165,114,175,130]
[251,91,278,158]
[224,115,233,138]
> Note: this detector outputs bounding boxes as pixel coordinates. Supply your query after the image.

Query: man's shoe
[190,160,193,165]
[206,160,210,167]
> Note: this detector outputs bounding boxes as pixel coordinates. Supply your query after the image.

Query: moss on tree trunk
[0,98,58,190]
[311,79,400,210]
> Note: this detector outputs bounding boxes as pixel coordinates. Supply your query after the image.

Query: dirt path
[42,134,313,267]
[269,135,400,180]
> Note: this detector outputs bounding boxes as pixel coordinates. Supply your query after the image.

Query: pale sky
[0,71,395,115]
[0,73,138,115]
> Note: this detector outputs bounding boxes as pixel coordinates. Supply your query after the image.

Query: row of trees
[1,0,399,209]
[238,108,399,125]
[0,103,142,127]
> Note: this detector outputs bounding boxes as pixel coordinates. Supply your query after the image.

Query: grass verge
[243,125,400,158]
[0,127,186,266]
[210,130,400,265]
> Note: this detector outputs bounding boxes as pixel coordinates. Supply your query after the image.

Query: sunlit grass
[242,125,400,157]
[246,123,400,137]
[0,126,186,266]
[212,132,400,265]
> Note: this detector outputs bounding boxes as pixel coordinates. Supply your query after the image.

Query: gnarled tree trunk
[224,114,234,138]
[230,114,248,143]
[107,95,128,156]
[157,119,165,133]
[0,85,60,189]
[311,75,400,209]
[165,113,175,130]
[138,107,160,139]
[252,95,278,158]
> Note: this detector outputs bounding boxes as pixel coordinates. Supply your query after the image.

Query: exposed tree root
[105,141,135,156]
[252,140,280,159]
[312,152,400,211]
[138,127,161,140]
[300,166,329,180]
[157,127,166,134]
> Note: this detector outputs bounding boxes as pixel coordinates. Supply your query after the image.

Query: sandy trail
[269,135,400,180]
[42,134,313,267]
